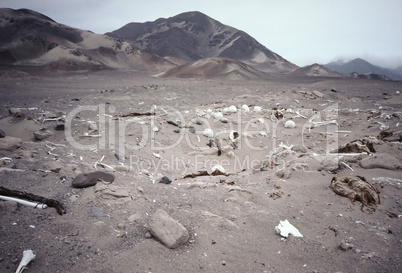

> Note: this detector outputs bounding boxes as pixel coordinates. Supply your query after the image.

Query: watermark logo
[64,103,339,174]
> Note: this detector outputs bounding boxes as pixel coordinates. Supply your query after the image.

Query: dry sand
[1,69,401,273]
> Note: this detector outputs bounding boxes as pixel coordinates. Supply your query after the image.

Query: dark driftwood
[0,186,66,215]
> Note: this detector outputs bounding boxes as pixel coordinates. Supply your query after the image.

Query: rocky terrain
[0,7,402,273]
[0,68,401,273]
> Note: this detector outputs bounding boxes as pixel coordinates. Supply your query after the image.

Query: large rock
[0,136,22,151]
[359,153,400,170]
[148,209,189,249]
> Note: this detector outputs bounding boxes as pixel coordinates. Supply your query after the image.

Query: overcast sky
[2,0,402,68]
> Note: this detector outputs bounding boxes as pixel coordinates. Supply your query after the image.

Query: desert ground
[0,68,401,273]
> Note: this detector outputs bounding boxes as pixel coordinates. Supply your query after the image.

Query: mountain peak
[106,11,297,73]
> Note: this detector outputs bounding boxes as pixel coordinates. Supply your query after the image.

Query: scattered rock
[148,209,189,249]
[313,90,324,98]
[195,118,203,125]
[158,176,172,184]
[189,127,196,134]
[359,153,400,170]
[339,240,354,251]
[319,156,339,172]
[167,119,180,127]
[72,171,115,188]
[54,123,65,131]
[34,129,53,140]
[43,161,64,173]
[89,206,108,217]
[0,136,22,151]
[0,129,5,138]
[8,107,22,117]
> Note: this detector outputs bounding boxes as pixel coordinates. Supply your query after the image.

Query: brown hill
[0,8,177,72]
[157,57,268,80]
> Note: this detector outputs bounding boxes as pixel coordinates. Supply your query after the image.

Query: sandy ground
[0,68,401,273]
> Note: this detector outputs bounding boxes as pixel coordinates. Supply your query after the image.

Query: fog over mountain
[325,58,402,81]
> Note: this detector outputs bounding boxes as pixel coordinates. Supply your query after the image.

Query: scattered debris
[15,250,36,273]
[332,137,376,154]
[0,186,66,215]
[275,220,303,238]
[328,226,339,236]
[330,175,380,212]
[118,112,154,117]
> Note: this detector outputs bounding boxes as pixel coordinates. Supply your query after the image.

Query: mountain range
[0,8,400,81]
[324,58,402,81]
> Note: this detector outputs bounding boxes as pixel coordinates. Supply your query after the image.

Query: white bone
[275,220,303,238]
[15,250,36,273]
[0,195,47,209]
[311,120,339,128]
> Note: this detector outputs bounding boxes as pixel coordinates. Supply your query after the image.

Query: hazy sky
[2,0,402,68]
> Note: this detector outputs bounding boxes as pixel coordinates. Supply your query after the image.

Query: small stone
[54,123,65,131]
[8,107,22,117]
[0,129,5,138]
[87,122,98,131]
[313,90,324,98]
[195,118,203,125]
[144,231,153,239]
[89,206,108,217]
[72,171,115,188]
[360,153,400,170]
[34,129,53,140]
[167,119,180,127]
[339,240,354,251]
[148,209,189,249]
[174,129,180,133]
[319,157,339,172]
[189,127,196,134]
[221,118,228,123]
[158,176,172,184]
[0,136,22,151]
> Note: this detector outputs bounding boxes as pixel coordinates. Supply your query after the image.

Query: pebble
[195,118,203,125]
[8,107,22,117]
[313,90,324,98]
[158,176,172,184]
[34,129,54,140]
[148,209,189,249]
[0,129,5,138]
[72,171,115,188]
[0,136,22,151]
